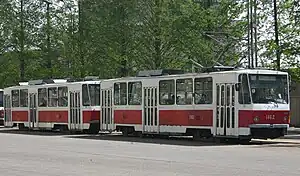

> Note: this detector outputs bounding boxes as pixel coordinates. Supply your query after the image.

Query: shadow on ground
[251,141,300,148]
[0,126,293,147]
[64,133,289,147]
[280,134,300,140]
[0,127,79,136]
[65,133,232,147]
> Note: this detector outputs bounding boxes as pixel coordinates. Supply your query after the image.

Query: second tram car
[3,67,290,141]
[3,79,100,134]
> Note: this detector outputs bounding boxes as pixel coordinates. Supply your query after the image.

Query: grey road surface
[0,132,300,176]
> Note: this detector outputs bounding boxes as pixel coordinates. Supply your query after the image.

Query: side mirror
[235,83,241,91]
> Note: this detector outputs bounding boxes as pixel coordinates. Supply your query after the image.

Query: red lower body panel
[159,110,213,126]
[114,109,213,126]
[38,111,68,123]
[83,110,100,123]
[238,110,289,127]
[12,111,28,122]
[114,110,142,124]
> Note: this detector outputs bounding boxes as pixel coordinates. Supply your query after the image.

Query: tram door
[28,93,37,128]
[216,83,236,136]
[4,94,13,127]
[69,91,81,130]
[142,87,159,133]
[100,89,114,131]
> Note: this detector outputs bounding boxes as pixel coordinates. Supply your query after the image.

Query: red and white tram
[3,67,290,141]
[3,78,100,134]
[100,68,290,141]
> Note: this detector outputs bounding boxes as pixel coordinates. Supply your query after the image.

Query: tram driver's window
[159,80,175,105]
[238,74,251,104]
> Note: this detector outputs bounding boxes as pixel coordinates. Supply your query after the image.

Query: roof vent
[66,78,84,82]
[137,69,185,77]
[84,76,100,81]
[53,79,67,83]
[201,66,235,73]
[28,79,54,85]
[19,82,29,86]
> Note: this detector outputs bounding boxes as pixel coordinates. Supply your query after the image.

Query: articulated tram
[3,67,290,141]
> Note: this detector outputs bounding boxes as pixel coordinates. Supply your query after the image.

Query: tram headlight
[253,116,260,123]
[283,116,290,123]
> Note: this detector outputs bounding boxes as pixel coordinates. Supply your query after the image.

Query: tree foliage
[0,0,298,87]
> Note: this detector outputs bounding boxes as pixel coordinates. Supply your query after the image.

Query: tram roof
[3,68,288,90]
[101,68,288,83]
[5,80,102,90]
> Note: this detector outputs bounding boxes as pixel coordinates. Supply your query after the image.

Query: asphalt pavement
[0,129,300,176]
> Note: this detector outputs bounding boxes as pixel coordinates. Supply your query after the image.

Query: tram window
[114,82,127,105]
[216,85,220,106]
[0,91,3,107]
[48,87,58,107]
[128,81,142,105]
[159,80,175,105]
[89,84,100,106]
[11,90,19,107]
[221,85,225,106]
[38,88,47,107]
[58,87,68,107]
[82,84,90,106]
[176,78,193,105]
[238,74,251,104]
[20,89,28,107]
[194,77,213,104]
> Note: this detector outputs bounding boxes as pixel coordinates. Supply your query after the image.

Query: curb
[288,131,300,135]
[288,128,300,135]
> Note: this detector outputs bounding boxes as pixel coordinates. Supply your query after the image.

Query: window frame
[176,78,193,105]
[194,77,213,104]
[128,81,142,105]
[82,84,90,106]
[38,88,48,107]
[238,73,251,104]
[58,86,68,107]
[114,82,127,105]
[89,84,101,106]
[159,79,175,105]
[48,87,58,107]
[11,89,20,107]
[19,89,28,107]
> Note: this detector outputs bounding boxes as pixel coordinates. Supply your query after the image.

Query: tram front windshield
[0,91,3,107]
[248,74,288,104]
